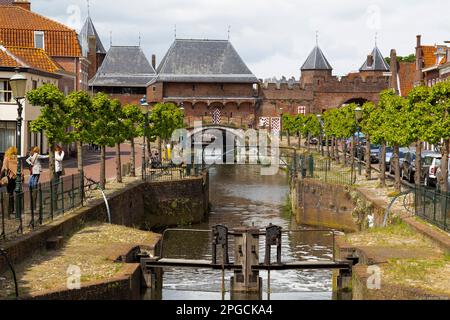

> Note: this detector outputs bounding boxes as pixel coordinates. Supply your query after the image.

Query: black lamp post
[355,106,363,176]
[9,69,27,223]
[140,96,150,179]
[317,114,324,156]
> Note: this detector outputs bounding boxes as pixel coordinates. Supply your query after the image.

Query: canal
[145,165,335,300]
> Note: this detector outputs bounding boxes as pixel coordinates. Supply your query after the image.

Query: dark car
[402,151,416,182]
[388,147,410,175]
[306,137,319,146]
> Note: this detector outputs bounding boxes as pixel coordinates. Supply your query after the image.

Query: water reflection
[149,165,333,300]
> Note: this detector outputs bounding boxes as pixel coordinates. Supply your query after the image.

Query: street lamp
[355,106,363,175]
[140,96,149,180]
[9,69,27,223]
[317,114,324,156]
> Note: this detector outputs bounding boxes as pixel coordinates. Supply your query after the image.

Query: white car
[435,155,450,191]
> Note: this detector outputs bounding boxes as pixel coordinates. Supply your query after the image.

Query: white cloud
[32,0,449,78]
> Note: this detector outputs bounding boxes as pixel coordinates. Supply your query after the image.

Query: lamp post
[9,69,27,224]
[317,114,324,156]
[140,96,149,180]
[355,106,363,176]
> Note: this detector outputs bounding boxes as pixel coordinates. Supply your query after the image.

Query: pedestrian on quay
[0,147,19,215]
[26,147,49,190]
[54,145,65,180]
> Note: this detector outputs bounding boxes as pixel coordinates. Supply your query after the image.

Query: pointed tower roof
[301,46,333,71]
[79,16,106,56]
[360,46,390,72]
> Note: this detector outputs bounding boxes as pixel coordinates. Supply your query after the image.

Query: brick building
[89,46,156,105]
[260,44,391,124]
[0,0,87,93]
[147,39,260,128]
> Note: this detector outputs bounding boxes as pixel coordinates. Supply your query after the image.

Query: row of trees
[27,84,184,188]
[282,81,450,193]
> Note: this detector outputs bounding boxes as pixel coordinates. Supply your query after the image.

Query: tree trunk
[365,136,371,180]
[393,144,401,192]
[287,133,291,147]
[48,141,56,181]
[440,139,449,193]
[100,146,106,189]
[380,142,386,187]
[77,141,83,177]
[335,138,340,164]
[130,138,136,177]
[116,143,122,183]
[298,133,301,149]
[158,137,162,162]
[343,141,348,166]
[326,136,330,158]
[415,140,422,186]
[307,133,311,153]
[351,136,356,171]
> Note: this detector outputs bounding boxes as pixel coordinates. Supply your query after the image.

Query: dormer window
[34,31,45,49]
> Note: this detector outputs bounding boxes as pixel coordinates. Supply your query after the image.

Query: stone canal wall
[0,174,209,274]
[292,178,386,233]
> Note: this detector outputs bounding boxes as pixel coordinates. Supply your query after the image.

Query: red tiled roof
[422,46,437,68]
[0,45,60,73]
[0,0,13,4]
[0,5,81,57]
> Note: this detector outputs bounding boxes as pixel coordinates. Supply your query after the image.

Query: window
[0,121,17,153]
[0,80,13,103]
[32,80,38,90]
[192,85,196,91]
[28,121,44,153]
[34,31,45,49]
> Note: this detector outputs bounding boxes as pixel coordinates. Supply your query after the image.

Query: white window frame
[34,31,45,50]
[0,79,13,103]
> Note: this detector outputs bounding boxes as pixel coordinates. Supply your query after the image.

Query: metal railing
[0,174,83,241]
[296,154,355,186]
[414,186,450,231]
[143,160,204,182]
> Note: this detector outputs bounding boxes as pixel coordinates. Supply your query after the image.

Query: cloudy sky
[33,0,449,79]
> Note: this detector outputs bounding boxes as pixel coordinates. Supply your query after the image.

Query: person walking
[0,147,18,216]
[26,147,49,190]
[54,145,65,180]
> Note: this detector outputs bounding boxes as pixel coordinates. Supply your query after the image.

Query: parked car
[436,155,450,191]
[384,147,394,170]
[423,153,442,187]
[306,137,319,146]
[402,151,416,182]
[388,147,410,175]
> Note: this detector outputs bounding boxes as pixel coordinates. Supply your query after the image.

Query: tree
[360,102,376,180]
[110,99,126,183]
[379,89,410,192]
[148,103,184,161]
[293,114,306,148]
[65,91,94,179]
[27,84,70,179]
[282,114,295,146]
[407,86,432,186]
[303,114,321,153]
[91,93,117,188]
[123,104,144,177]
[427,81,450,192]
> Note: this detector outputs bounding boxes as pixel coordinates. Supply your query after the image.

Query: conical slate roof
[79,16,106,56]
[360,46,390,72]
[156,39,258,83]
[301,46,333,71]
[89,46,156,87]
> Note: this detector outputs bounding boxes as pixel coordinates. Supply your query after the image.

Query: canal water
[146,165,335,300]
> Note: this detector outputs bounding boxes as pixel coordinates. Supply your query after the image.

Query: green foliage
[406,86,433,143]
[65,91,94,144]
[424,81,450,144]
[385,54,416,65]
[27,83,70,145]
[304,114,321,137]
[122,104,144,141]
[91,93,119,147]
[323,103,358,140]
[149,103,184,142]
[282,114,296,134]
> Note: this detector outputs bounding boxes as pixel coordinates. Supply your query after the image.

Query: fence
[296,154,355,186]
[143,161,204,182]
[0,174,83,241]
[414,186,450,231]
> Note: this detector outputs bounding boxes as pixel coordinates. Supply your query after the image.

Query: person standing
[54,145,65,180]
[26,147,49,190]
[0,147,18,215]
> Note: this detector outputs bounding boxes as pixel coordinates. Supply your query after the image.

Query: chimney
[367,54,374,68]
[415,35,424,85]
[151,54,156,69]
[13,0,31,11]
[389,49,399,94]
